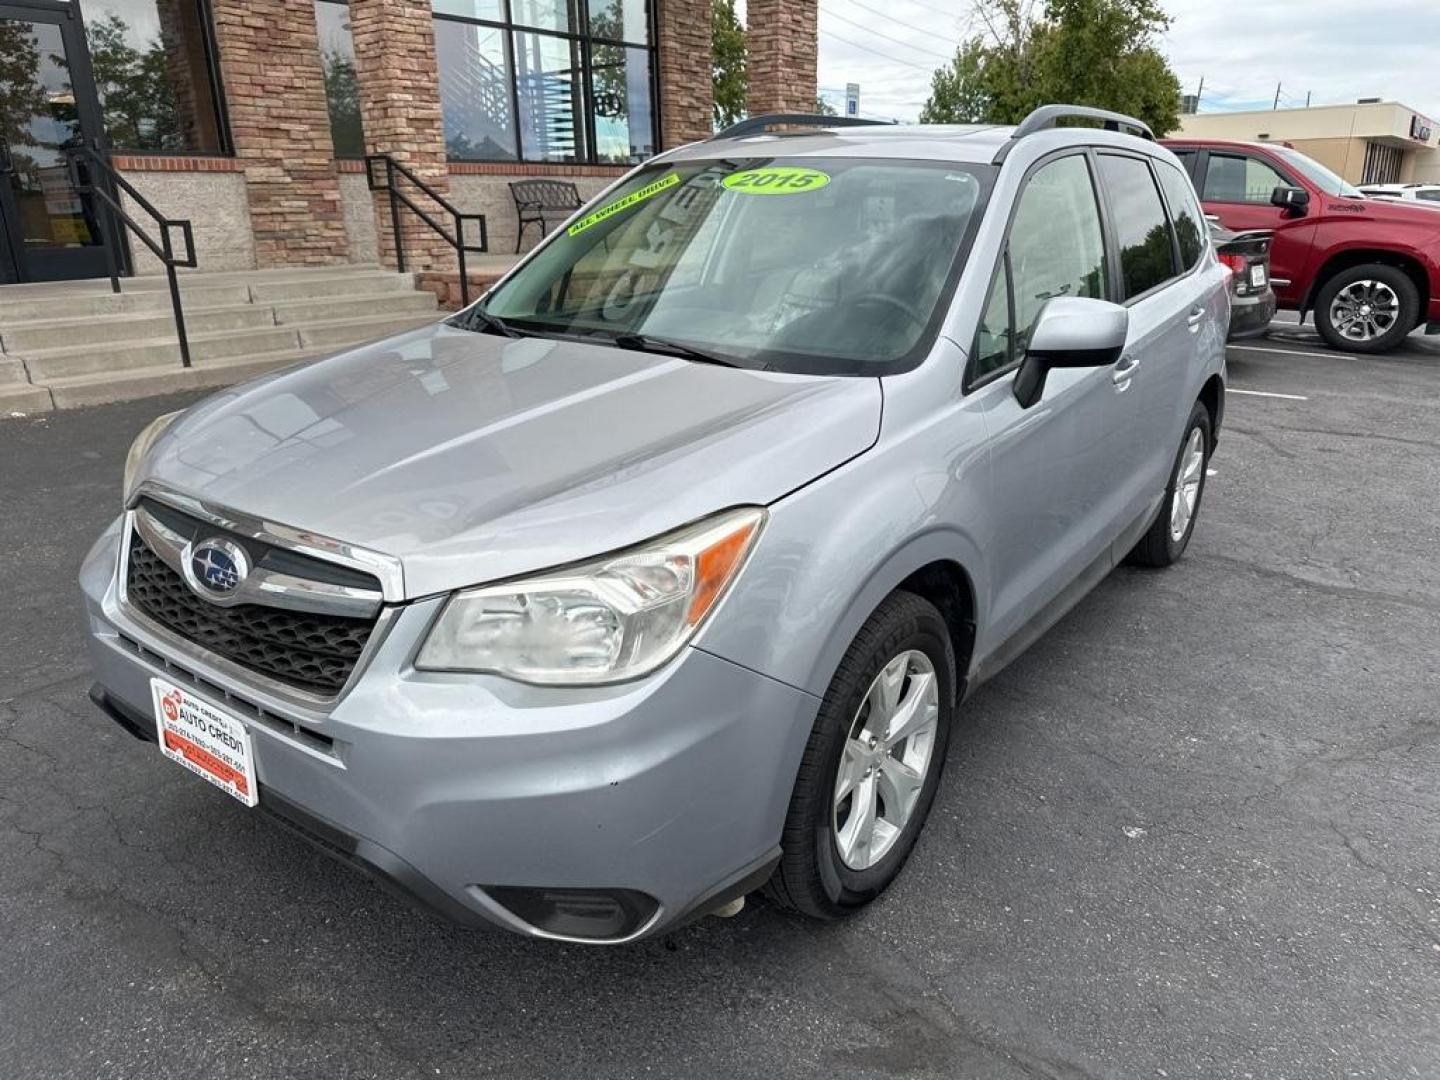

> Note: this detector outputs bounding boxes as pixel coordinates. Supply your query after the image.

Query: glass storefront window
[590,43,652,163]
[432,0,656,164]
[432,0,506,21]
[434,20,517,161]
[512,31,584,162]
[314,0,363,158]
[587,0,647,45]
[81,0,226,153]
[510,0,575,34]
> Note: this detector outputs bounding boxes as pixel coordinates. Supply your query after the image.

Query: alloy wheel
[1169,427,1206,542]
[832,650,940,871]
[1329,279,1400,342]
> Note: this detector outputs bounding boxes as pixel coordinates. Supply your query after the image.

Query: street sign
[845,83,860,118]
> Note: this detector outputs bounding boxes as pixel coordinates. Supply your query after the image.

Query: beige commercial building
[1176,100,1440,186]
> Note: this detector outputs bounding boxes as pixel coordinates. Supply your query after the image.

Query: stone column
[348,0,454,272]
[209,0,349,266]
[746,0,818,117]
[656,0,714,148]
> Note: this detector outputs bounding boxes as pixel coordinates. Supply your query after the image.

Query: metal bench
[510,179,583,252]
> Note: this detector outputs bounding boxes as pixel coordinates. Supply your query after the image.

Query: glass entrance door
[0,3,113,283]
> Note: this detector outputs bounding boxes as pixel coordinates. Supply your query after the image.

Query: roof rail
[994,104,1155,163]
[712,114,892,140]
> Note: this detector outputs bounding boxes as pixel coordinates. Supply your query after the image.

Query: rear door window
[1097,154,1178,300]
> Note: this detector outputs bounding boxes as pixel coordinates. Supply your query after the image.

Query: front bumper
[81,519,816,943]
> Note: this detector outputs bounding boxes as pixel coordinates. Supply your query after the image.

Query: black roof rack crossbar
[712,114,892,140]
[994,104,1155,163]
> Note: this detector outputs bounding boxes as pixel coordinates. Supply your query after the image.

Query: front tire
[1313,263,1418,354]
[1127,401,1211,568]
[766,592,955,919]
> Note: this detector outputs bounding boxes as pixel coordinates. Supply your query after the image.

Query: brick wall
[746,0,818,117]
[656,0,713,147]
[349,0,454,272]
[209,0,349,266]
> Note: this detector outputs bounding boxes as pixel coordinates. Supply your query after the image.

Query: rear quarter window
[1155,162,1206,271]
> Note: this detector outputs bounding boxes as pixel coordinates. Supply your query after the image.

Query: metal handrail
[65,144,198,367]
[365,155,489,307]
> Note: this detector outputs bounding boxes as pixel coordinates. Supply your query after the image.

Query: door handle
[1186,306,1205,331]
[1112,354,1140,387]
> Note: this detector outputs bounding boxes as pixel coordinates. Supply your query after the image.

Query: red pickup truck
[1162,138,1440,353]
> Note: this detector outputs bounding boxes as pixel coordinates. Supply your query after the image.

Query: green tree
[920,0,1181,137]
[712,0,747,128]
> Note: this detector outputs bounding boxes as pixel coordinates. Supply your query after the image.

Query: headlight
[122,410,182,503]
[416,507,765,685]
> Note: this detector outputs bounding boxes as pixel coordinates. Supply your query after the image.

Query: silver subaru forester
[82,106,1228,944]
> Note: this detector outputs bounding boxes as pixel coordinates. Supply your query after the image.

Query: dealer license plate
[151,678,258,807]
[1250,264,1267,288]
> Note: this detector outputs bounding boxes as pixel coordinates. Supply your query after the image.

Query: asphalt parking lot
[2,323,1438,1080]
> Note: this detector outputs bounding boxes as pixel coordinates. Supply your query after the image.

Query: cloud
[815,0,1440,123]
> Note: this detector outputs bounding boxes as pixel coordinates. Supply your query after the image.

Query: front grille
[125,533,377,697]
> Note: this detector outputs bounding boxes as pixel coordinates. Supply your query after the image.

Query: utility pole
[1274,83,1282,110]
[1196,76,1204,102]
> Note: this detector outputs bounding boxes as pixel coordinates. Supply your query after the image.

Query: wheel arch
[1302,248,1430,322]
[802,532,984,706]
[1198,373,1225,447]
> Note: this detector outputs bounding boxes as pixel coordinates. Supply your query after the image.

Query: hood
[140,323,882,597]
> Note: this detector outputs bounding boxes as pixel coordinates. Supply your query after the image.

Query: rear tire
[1313,263,1419,354]
[765,592,955,919]
[1127,401,1211,568]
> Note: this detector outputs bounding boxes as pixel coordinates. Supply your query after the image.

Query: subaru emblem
[185,537,249,600]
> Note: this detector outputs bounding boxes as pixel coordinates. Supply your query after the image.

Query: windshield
[477,157,995,375]
[1269,146,1363,198]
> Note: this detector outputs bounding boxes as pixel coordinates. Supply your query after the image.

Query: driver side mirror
[1271,185,1310,215]
[1013,297,1129,409]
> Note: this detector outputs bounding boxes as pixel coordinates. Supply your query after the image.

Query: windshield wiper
[606,332,742,368]
[450,306,523,338]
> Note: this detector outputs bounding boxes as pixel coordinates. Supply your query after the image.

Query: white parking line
[1228,388,1309,401]
[1228,343,1356,362]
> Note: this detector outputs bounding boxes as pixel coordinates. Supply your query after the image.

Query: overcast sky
[815,0,1440,124]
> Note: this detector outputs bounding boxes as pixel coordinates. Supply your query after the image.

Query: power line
[818,25,940,72]
[827,0,961,52]
[821,7,955,61]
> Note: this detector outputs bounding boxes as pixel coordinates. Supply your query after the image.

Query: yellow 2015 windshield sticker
[566,172,682,236]
[721,166,831,195]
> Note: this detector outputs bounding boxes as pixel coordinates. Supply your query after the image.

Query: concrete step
[272,290,437,326]
[45,350,314,411]
[0,381,53,415]
[0,358,26,384]
[247,271,418,302]
[295,312,438,350]
[22,326,303,381]
[0,282,255,323]
[21,311,438,382]
[0,303,278,353]
[0,267,417,322]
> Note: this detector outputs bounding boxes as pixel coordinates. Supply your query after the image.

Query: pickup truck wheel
[1314,264,1419,354]
[765,592,955,919]
[1126,401,1211,568]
